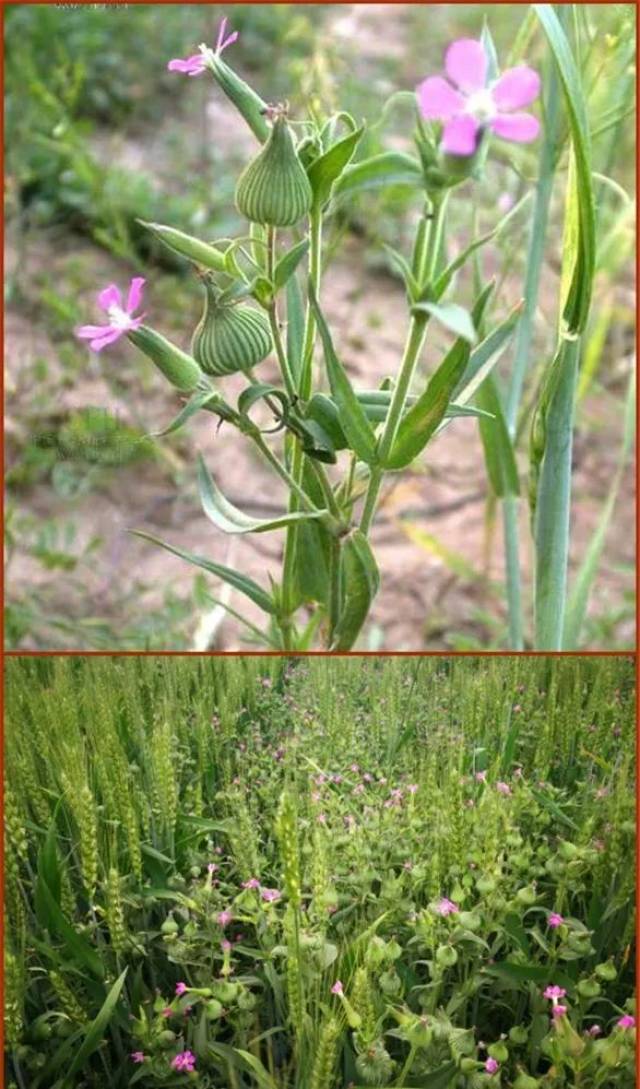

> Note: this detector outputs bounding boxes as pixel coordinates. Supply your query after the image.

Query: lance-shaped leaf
[534,4,595,334]
[308,285,378,465]
[452,301,523,407]
[197,456,327,534]
[385,337,471,470]
[274,239,310,291]
[332,151,423,200]
[307,125,364,209]
[475,376,520,497]
[412,301,477,344]
[330,529,380,651]
[151,389,235,438]
[132,530,276,615]
[61,969,128,1088]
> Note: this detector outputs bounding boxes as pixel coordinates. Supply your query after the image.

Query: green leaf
[197,455,326,535]
[151,389,231,438]
[308,125,364,208]
[529,786,579,831]
[37,875,104,978]
[286,271,305,387]
[61,969,128,1088]
[274,239,309,291]
[35,819,61,929]
[308,285,378,465]
[452,302,522,407]
[534,4,595,333]
[332,151,423,200]
[475,376,520,497]
[293,461,333,608]
[412,301,477,344]
[386,340,470,470]
[382,243,419,301]
[132,530,276,615]
[330,529,380,651]
[484,961,572,990]
[563,367,635,648]
[237,383,289,422]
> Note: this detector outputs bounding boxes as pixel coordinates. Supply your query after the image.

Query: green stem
[398,1043,417,1086]
[500,51,562,649]
[250,432,321,515]
[359,194,447,537]
[281,209,324,621]
[266,226,297,400]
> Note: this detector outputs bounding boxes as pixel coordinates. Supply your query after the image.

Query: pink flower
[162,1007,173,1018]
[544,986,567,1001]
[407,783,419,794]
[331,980,344,995]
[261,888,282,902]
[171,1050,197,1072]
[475,770,487,783]
[617,1015,635,1029]
[242,878,261,890]
[175,982,188,996]
[131,1051,146,1063]
[168,18,238,75]
[76,278,145,351]
[496,781,512,796]
[552,1004,568,1018]
[217,910,233,927]
[417,38,540,155]
[587,1025,602,1036]
[221,939,232,953]
[485,1057,499,1074]
[436,898,459,916]
[548,913,564,928]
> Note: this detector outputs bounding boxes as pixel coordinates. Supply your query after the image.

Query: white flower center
[464,88,497,123]
[108,304,133,330]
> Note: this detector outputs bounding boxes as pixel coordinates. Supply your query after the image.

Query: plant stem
[250,432,322,516]
[266,226,297,400]
[281,208,324,622]
[359,193,447,537]
[500,53,563,649]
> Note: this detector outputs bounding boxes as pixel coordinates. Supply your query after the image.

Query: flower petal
[492,66,541,111]
[167,55,206,75]
[126,276,145,315]
[90,328,124,352]
[441,114,479,156]
[445,39,487,94]
[416,76,465,121]
[490,111,540,143]
[76,323,111,339]
[216,17,228,51]
[97,284,122,311]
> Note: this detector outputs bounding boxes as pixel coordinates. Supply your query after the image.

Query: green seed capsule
[191,280,272,377]
[235,112,312,227]
[595,960,617,982]
[435,944,458,968]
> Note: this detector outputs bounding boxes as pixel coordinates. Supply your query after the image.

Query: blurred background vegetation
[4,3,636,649]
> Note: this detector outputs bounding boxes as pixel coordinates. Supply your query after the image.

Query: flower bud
[191,279,272,377]
[127,326,202,392]
[235,112,312,227]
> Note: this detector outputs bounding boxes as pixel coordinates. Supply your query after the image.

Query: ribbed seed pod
[127,326,202,392]
[235,114,312,227]
[191,280,272,377]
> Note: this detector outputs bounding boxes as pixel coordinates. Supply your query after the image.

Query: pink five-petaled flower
[261,887,282,902]
[587,1024,602,1037]
[175,981,188,996]
[217,910,233,927]
[552,1005,568,1019]
[162,1007,173,1018]
[496,781,512,795]
[436,898,459,917]
[475,770,487,783]
[485,1058,500,1075]
[548,913,564,928]
[331,980,344,995]
[544,986,567,1001]
[617,1015,636,1029]
[242,878,261,890]
[76,278,145,352]
[417,38,540,156]
[171,1050,197,1073]
[131,1052,146,1063]
[168,17,238,76]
